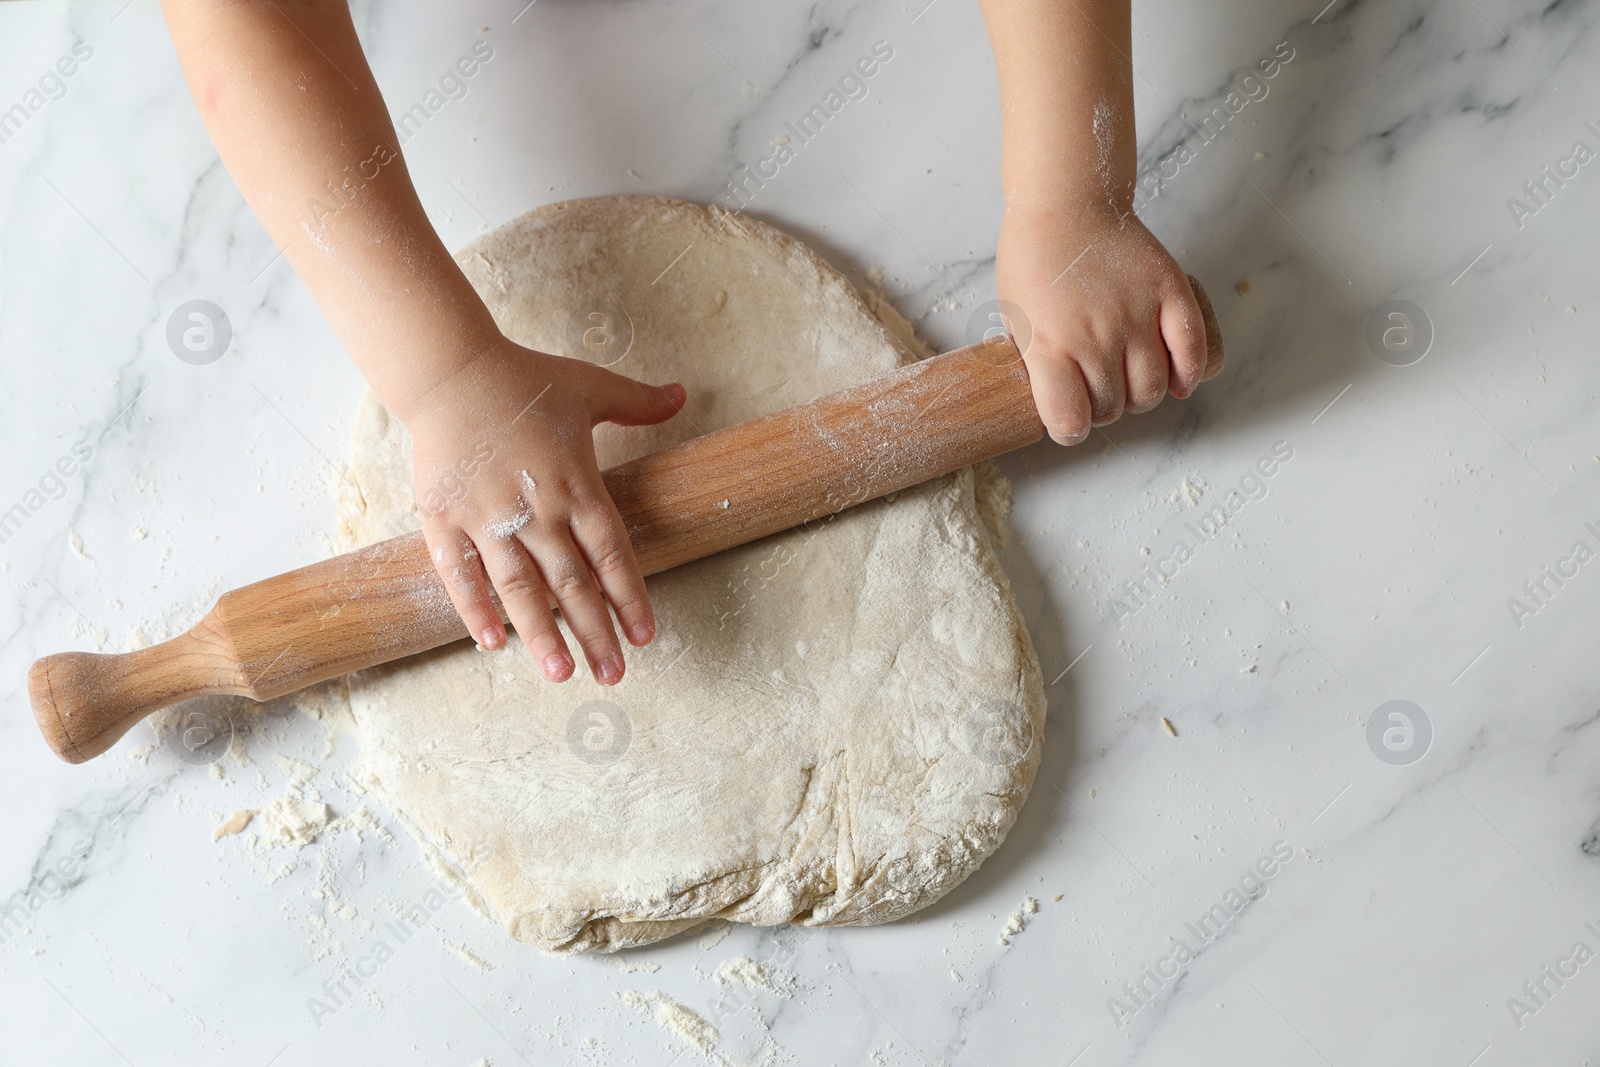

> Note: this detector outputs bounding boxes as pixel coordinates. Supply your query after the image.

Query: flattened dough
[339,196,1045,954]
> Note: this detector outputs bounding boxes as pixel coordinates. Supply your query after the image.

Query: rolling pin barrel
[30,277,1222,764]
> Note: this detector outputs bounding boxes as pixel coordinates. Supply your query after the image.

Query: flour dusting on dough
[338,197,1045,956]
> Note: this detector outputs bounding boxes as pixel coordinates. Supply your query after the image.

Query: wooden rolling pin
[32,279,1223,763]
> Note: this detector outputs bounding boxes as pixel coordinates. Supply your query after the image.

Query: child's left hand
[996,201,1208,445]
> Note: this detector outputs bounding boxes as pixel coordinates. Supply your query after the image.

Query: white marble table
[4,0,1599,1063]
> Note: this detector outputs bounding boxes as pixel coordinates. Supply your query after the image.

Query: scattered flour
[714,956,794,998]
[72,618,108,650]
[277,754,321,794]
[258,796,334,849]
[337,806,391,844]
[247,752,341,848]
[68,530,91,561]
[1174,476,1206,507]
[997,895,1038,946]
[616,957,661,974]
[441,938,494,971]
[621,990,720,1057]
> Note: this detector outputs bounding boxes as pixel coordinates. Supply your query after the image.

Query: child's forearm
[161,0,497,420]
[978,0,1135,215]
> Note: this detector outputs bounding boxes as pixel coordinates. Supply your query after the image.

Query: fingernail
[597,656,622,686]
[1053,430,1089,446]
[480,624,504,650]
[628,622,653,645]
[543,652,572,680]
[663,383,687,406]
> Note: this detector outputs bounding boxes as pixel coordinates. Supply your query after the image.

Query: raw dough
[338,196,1044,954]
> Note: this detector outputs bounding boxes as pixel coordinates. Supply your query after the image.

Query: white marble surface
[4,0,1600,1063]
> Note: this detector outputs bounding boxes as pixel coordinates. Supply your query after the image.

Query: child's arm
[978,0,1207,443]
[161,0,685,685]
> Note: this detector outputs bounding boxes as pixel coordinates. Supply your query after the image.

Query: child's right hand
[402,337,686,686]
[158,0,683,687]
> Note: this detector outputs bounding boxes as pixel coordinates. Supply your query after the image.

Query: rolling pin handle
[29,633,236,764]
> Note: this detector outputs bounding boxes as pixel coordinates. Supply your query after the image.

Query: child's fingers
[1028,348,1095,445]
[1078,345,1127,427]
[422,523,505,651]
[570,494,655,648]
[479,537,576,682]
[589,369,687,428]
[520,524,626,686]
[1124,320,1170,414]
[1161,276,1207,399]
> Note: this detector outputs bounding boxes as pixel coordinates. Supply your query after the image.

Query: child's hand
[403,338,686,685]
[159,2,687,686]
[996,202,1208,445]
